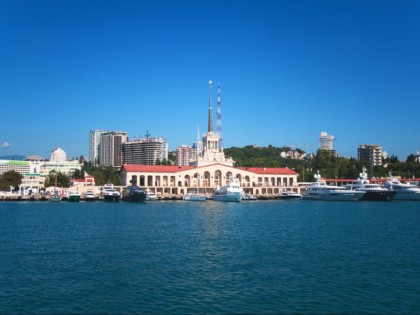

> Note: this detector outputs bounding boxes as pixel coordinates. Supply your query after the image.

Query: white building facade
[120,81,299,197]
[120,164,298,197]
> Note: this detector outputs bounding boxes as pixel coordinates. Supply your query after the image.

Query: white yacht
[277,189,303,200]
[345,167,396,201]
[212,178,243,202]
[303,172,365,201]
[101,184,121,202]
[145,189,158,201]
[384,172,420,200]
[183,191,207,201]
[84,189,96,201]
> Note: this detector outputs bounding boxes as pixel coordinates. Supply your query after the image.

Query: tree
[0,170,23,191]
[45,171,70,188]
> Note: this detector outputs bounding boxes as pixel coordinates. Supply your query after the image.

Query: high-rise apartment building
[122,136,168,165]
[99,131,128,167]
[176,145,196,166]
[358,144,383,168]
[89,129,108,165]
[319,131,337,156]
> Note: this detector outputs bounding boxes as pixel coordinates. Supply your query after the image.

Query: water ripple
[0,201,419,313]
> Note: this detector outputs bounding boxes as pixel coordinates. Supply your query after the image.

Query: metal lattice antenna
[217,82,223,149]
[207,80,213,133]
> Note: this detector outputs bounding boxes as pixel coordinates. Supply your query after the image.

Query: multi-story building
[89,129,108,165]
[99,131,128,167]
[1,147,81,194]
[176,145,196,166]
[319,131,337,156]
[122,136,168,165]
[358,144,383,168]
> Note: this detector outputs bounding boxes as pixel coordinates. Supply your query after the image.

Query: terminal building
[120,81,299,197]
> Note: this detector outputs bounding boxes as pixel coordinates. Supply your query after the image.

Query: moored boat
[84,190,96,201]
[49,195,61,202]
[145,189,158,201]
[277,189,303,200]
[49,173,61,202]
[384,172,420,200]
[212,177,243,202]
[122,185,147,202]
[102,184,121,202]
[68,191,81,202]
[184,191,207,201]
[303,172,365,201]
[346,168,396,201]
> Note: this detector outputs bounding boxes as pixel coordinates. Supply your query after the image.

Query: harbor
[1,200,419,314]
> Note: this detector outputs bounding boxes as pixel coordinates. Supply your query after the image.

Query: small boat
[184,191,207,201]
[84,190,96,201]
[212,177,243,202]
[49,173,61,202]
[68,191,81,202]
[346,168,396,201]
[241,193,256,201]
[49,195,61,202]
[145,189,158,201]
[277,190,303,200]
[303,172,365,201]
[384,172,420,200]
[102,184,121,202]
[122,186,147,202]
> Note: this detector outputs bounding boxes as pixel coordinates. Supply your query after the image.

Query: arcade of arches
[121,165,299,198]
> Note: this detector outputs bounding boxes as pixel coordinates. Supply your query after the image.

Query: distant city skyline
[1,0,419,160]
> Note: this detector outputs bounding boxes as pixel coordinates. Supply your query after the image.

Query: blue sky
[1,0,419,160]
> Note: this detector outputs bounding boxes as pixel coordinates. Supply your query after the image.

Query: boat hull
[303,191,365,201]
[184,193,207,201]
[360,191,396,201]
[212,192,242,202]
[277,195,302,200]
[393,191,420,200]
[104,195,120,202]
[185,196,207,201]
[68,195,80,202]
[49,196,61,202]
[122,192,147,202]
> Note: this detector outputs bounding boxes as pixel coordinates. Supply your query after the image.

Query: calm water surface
[0,200,419,314]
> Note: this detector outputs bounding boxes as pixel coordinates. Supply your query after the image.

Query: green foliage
[45,171,71,188]
[224,145,420,180]
[78,162,120,186]
[0,170,23,191]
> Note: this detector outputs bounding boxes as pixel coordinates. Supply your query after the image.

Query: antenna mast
[207,80,213,133]
[217,82,223,149]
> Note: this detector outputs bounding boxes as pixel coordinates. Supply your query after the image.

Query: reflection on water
[0,201,419,314]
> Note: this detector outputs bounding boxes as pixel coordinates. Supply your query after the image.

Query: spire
[208,80,213,133]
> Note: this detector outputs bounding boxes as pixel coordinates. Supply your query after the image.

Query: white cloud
[1,142,11,148]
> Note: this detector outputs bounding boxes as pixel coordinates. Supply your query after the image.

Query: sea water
[0,200,419,314]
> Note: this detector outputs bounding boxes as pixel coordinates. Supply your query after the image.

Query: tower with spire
[194,80,234,167]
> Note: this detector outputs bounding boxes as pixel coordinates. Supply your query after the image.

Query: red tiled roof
[122,164,298,175]
[237,167,298,175]
[122,164,196,173]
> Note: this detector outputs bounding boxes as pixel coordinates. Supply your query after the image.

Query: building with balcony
[358,144,383,168]
[122,136,168,165]
[99,131,128,167]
